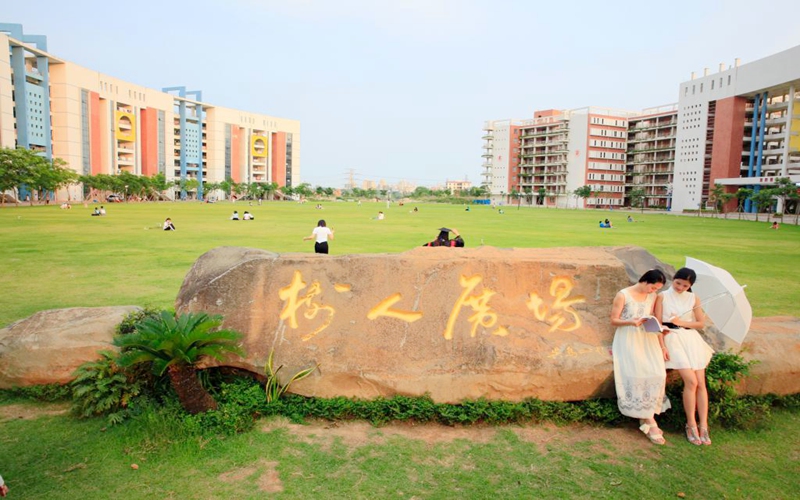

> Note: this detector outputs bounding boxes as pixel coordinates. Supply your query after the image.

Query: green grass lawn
[0,201,796,327]
[0,402,798,499]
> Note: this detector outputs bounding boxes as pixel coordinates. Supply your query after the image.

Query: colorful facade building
[672,47,800,213]
[485,107,636,208]
[484,45,800,212]
[0,23,300,201]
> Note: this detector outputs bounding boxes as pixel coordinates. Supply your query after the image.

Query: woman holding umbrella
[655,267,715,446]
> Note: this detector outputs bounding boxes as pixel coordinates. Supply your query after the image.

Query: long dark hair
[673,267,697,285]
[638,269,667,285]
[317,219,326,227]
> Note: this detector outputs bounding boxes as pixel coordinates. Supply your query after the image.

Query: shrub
[70,351,143,424]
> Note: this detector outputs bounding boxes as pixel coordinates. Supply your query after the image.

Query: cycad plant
[114,311,244,414]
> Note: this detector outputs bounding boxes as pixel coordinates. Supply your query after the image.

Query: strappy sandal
[639,421,666,445]
[685,425,701,446]
[699,427,712,446]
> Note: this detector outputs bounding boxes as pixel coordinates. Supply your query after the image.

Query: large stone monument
[174,245,674,403]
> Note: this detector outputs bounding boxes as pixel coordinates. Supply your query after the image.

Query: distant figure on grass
[91,207,101,216]
[99,206,107,216]
[655,267,714,446]
[304,219,335,254]
[627,215,634,222]
[243,211,254,220]
[423,227,464,247]
[376,211,385,220]
[163,218,176,231]
[610,269,671,445]
[60,201,71,209]
[771,221,779,230]
[230,211,239,220]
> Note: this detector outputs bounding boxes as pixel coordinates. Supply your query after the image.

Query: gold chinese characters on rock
[277,271,587,342]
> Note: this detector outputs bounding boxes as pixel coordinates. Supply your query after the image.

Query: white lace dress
[660,288,714,370]
[612,288,671,418]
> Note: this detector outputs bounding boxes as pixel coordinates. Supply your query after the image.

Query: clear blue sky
[5,0,800,188]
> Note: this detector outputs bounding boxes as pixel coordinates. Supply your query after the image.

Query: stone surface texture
[0,306,141,388]
[175,245,674,403]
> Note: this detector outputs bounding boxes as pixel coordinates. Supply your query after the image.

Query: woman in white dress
[655,267,714,446]
[610,269,671,445]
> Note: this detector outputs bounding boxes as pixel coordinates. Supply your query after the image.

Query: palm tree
[113,311,244,414]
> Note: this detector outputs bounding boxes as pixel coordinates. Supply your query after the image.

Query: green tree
[735,187,753,219]
[772,177,799,223]
[0,147,36,207]
[536,187,546,206]
[295,183,313,199]
[573,186,592,209]
[280,185,295,199]
[412,186,431,198]
[629,187,646,213]
[749,188,775,222]
[524,187,533,206]
[150,172,170,199]
[27,156,78,204]
[219,178,234,200]
[709,184,725,218]
[113,311,244,414]
[510,187,522,210]
[709,183,736,219]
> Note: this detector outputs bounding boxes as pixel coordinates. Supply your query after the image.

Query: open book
[641,316,666,333]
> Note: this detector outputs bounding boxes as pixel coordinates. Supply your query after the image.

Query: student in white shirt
[303,219,334,254]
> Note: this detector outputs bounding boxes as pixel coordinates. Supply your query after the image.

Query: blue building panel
[25,85,48,147]
[184,123,201,163]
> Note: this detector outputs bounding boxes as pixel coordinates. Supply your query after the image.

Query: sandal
[699,427,712,446]
[685,425,701,446]
[639,421,666,445]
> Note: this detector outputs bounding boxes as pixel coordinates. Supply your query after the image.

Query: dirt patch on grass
[260,417,661,457]
[0,403,69,422]
[261,418,499,452]
[218,459,283,493]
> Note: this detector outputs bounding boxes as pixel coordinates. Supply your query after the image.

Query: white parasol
[685,257,752,343]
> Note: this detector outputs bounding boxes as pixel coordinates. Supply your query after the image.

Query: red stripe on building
[231,126,241,183]
[140,108,159,177]
[711,96,747,211]
[89,92,102,174]
[271,132,286,187]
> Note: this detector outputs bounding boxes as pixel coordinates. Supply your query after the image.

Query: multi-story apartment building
[672,47,800,213]
[481,119,521,201]
[0,23,300,201]
[445,179,472,194]
[484,45,800,213]
[485,107,636,208]
[626,105,678,209]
